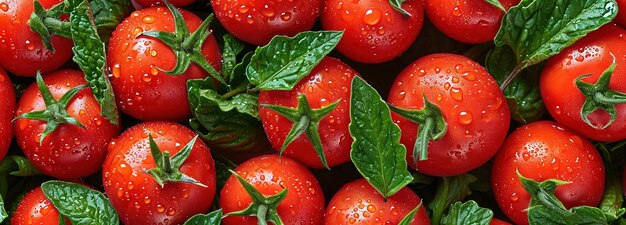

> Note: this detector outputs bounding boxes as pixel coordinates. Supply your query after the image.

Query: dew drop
[280,12,292,21]
[450,87,463,101]
[363,9,382,25]
[452,7,461,16]
[25,40,35,51]
[238,5,249,13]
[458,111,473,125]
[260,5,275,17]
[142,16,155,24]
[0,3,8,12]
[112,64,121,78]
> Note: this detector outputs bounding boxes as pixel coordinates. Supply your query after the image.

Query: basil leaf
[188,78,270,153]
[349,76,413,198]
[0,155,40,176]
[599,170,626,221]
[69,0,119,125]
[183,209,222,225]
[41,181,119,225]
[389,0,411,16]
[398,202,422,225]
[90,0,132,42]
[222,34,246,81]
[486,46,545,124]
[0,195,7,223]
[246,31,343,91]
[495,0,617,68]
[441,201,493,225]
[483,0,506,12]
[428,174,478,225]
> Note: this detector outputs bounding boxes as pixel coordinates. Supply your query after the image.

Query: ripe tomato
[541,24,626,142]
[0,0,73,76]
[491,121,605,225]
[258,57,357,169]
[490,219,511,225]
[220,155,325,225]
[103,121,216,225]
[135,0,195,8]
[321,0,424,63]
[15,70,120,179]
[107,6,221,122]
[324,178,430,225]
[10,186,71,225]
[617,0,626,28]
[425,0,519,44]
[210,0,322,45]
[0,67,15,161]
[388,53,510,177]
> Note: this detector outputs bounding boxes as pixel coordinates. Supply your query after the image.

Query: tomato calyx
[146,134,207,188]
[15,73,87,145]
[389,96,447,166]
[139,1,226,85]
[27,0,74,51]
[261,94,341,169]
[575,55,626,129]
[225,170,288,225]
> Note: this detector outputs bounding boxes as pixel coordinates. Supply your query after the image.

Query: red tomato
[107,7,221,122]
[425,0,519,44]
[617,0,626,28]
[541,24,626,142]
[103,121,216,225]
[490,219,511,225]
[324,178,430,225]
[210,0,322,45]
[10,186,71,225]
[491,121,605,225]
[0,67,14,161]
[388,53,510,177]
[220,155,325,225]
[15,70,120,179]
[135,0,195,8]
[0,0,73,76]
[321,0,424,63]
[258,57,357,169]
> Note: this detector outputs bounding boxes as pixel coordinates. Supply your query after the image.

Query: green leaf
[389,0,412,16]
[494,0,617,68]
[486,46,545,124]
[398,201,422,225]
[246,31,343,91]
[69,0,119,125]
[41,181,119,225]
[349,76,413,198]
[193,87,259,119]
[183,209,222,225]
[599,170,626,221]
[188,78,270,153]
[222,34,246,81]
[428,174,478,225]
[441,201,493,225]
[0,156,40,176]
[89,0,132,42]
[0,194,7,223]
[483,0,506,12]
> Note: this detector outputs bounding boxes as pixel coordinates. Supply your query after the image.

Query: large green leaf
[441,201,493,225]
[89,0,132,42]
[41,181,119,225]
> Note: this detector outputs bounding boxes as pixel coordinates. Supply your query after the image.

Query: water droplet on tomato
[112,64,121,78]
[397,91,406,100]
[25,40,35,51]
[246,15,254,24]
[452,7,461,16]
[149,65,159,75]
[510,193,519,202]
[142,16,155,24]
[150,49,157,56]
[238,5,249,13]
[280,12,292,21]
[0,3,8,12]
[156,204,165,213]
[450,87,463,101]
[132,27,144,36]
[167,208,176,216]
[458,111,473,125]
[260,5,275,17]
[363,9,382,25]
[444,82,451,90]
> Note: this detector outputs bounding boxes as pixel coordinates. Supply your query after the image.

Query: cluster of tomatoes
[0,0,626,224]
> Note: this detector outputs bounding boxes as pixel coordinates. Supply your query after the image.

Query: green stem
[595,93,626,104]
[414,117,434,165]
[500,63,523,90]
[462,43,493,61]
[430,178,450,225]
[44,18,71,38]
[222,86,247,99]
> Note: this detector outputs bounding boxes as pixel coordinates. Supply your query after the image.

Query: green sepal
[15,72,87,145]
[139,1,225,85]
[224,170,287,225]
[261,94,340,169]
[398,200,423,225]
[517,170,571,210]
[27,0,73,51]
[389,0,412,16]
[483,0,506,12]
[146,134,207,188]
[575,55,626,129]
[389,96,447,166]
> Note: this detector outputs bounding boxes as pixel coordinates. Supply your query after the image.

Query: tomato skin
[388,53,510,177]
[324,179,430,225]
[425,0,519,44]
[490,219,511,225]
[14,70,120,179]
[10,187,72,225]
[491,121,605,225]
[617,0,626,28]
[258,57,357,169]
[540,24,626,142]
[0,68,14,161]
[103,121,216,225]
[321,0,424,64]
[220,155,325,225]
[0,0,73,76]
[135,0,195,8]
[210,0,322,46]
[107,7,221,122]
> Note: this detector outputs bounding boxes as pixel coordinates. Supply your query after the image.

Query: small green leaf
[89,0,132,42]
[599,170,626,221]
[440,201,493,225]
[222,34,246,81]
[41,181,119,225]
[349,76,413,198]
[183,209,223,225]
[225,171,287,225]
[389,0,412,16]
[428,174,478,225]
[398,201,422,225]
[0,155,40,176]
[188,78,270,153]
[69,0,119,125]
[483,0,506,12]
[246,31,343,91]
[0,194,7,223]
